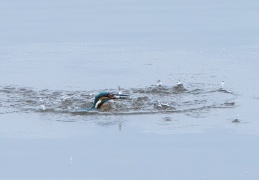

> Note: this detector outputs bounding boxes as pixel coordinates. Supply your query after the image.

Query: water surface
[0,0,259,179]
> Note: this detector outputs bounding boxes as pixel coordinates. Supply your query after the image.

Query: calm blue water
[0,0,259,179]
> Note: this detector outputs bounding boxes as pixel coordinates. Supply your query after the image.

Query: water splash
[0,82,237,118]
[219,81,232,93]
[156,80,162,87]
[232,114,240,123]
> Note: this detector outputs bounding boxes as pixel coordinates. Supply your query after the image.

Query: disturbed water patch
[0,83,237,118]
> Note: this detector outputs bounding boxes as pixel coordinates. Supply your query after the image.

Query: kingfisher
[93,92,116,109]
[82,91,129,110]
[78,91,130,112]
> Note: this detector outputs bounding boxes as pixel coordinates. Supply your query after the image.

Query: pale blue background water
[0,0,259,179]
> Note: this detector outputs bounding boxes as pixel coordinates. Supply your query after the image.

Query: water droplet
[221,81,224,89]
[40,104,46,111]
[118,86,123,95]
[156,80,162,87]
[177,80,182,85]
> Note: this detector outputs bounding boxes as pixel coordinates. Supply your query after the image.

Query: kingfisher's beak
[113,94,130,99]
